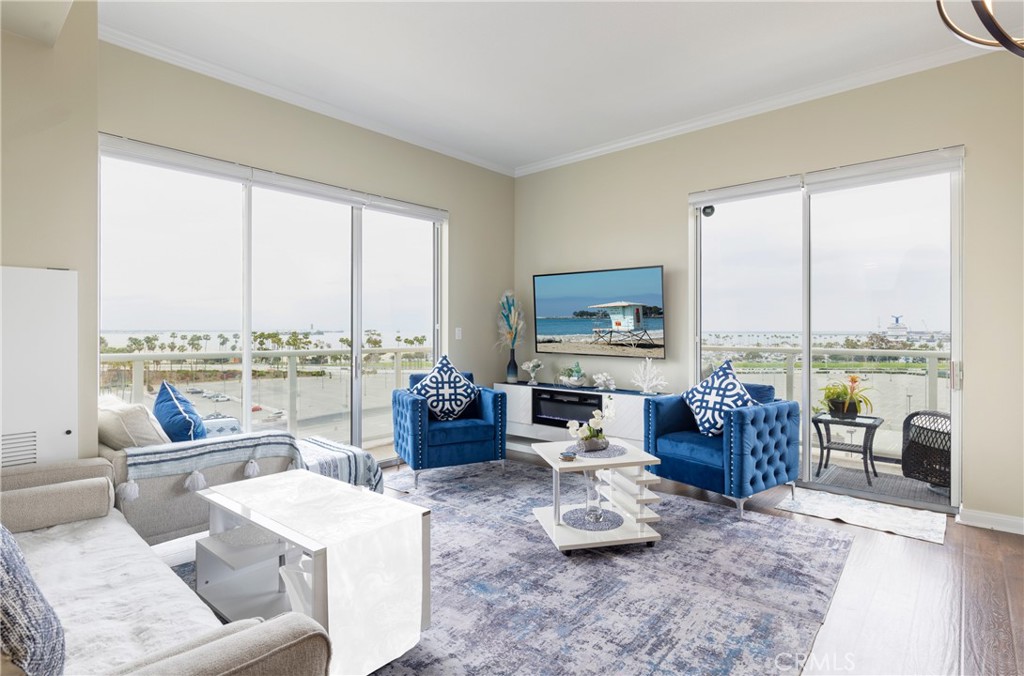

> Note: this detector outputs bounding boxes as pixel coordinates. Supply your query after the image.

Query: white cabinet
[494,382,655,453]
[2,267,78,467]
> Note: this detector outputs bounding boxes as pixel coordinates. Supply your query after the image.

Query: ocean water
[537,317,665,337]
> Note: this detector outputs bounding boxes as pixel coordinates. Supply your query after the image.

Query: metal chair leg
[413,469,421,490]
[788,481,796,500]
[726,495,748,518]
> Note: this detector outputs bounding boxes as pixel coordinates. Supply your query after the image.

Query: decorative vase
[828,399,859,419]
[526,370,539,386]
[580,437,610,452]
[583,470,604,522]
[506,348,518,384]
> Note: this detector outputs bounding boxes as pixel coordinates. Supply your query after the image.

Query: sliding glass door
[359,210,438,453]
[693,149,962,510]
[808,172,955,507]
[251,187,353,439]
[697,190,803,398]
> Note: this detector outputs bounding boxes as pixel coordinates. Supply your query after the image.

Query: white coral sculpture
[592,372,616,391]
[632,358,668,395]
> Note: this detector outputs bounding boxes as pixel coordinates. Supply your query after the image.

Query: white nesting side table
[532,438,661,554]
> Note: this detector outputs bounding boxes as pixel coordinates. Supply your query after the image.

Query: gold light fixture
[937,0,1024,58]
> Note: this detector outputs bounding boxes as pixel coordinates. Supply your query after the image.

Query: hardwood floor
[386,456,1023,675]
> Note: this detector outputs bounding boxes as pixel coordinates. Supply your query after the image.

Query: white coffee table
[195,470,430,676]
[532,438,661,553]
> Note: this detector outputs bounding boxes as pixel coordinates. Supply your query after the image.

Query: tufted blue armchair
[643,383,799,516]
[392,372,506,488]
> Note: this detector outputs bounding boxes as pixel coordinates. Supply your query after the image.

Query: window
[99,136,443,456]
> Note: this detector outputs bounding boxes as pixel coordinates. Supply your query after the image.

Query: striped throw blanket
[297,436,383,493]
[116,430,383,502]
[117,431,305,502]
[124,430,304,480]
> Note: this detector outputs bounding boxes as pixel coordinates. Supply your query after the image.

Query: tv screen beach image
[533,266,665,359]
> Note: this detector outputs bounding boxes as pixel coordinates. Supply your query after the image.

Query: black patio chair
[901,410,951,491]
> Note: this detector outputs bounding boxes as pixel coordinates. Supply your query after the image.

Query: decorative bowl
[560,375,587,388]
[559,451,577,462]
[579,437,610,452]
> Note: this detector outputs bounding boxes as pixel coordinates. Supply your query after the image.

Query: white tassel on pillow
[184,470,207,492]
[115,479,139,503]
[244,458,261,478]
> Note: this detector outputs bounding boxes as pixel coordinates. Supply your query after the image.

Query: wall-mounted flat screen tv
[533,265,665,359]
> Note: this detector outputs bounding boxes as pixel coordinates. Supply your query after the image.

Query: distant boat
[886,315,909,339]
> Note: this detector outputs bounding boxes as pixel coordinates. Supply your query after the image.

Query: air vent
[2,431,38,467]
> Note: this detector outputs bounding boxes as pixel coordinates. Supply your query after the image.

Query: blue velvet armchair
[643,384,799,515]
[392,372,507,488]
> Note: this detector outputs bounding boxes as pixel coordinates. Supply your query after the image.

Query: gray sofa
[0,459,331,675]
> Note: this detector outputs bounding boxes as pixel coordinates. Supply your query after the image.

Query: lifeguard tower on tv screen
[588,301,657,347]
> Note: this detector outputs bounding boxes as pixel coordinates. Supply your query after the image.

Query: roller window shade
[689,175,802,208]
[804,146,964,194]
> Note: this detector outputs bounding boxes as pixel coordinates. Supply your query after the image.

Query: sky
[534,266,664,317]
[100,157,434,338]
[101,157,952,340]
[700,172,952,333]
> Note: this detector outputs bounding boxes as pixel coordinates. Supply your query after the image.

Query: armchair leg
[788,481,796,500]
[725,496,748,518]
[413,469,422,490]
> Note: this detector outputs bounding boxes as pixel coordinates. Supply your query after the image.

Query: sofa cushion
[683,360,755,436]
[427,419,494,446]
[12,510,221,674]
[742,383,776,404]
[655,430,725,468]
[153,381,207,442]
[98,398,171,450]
[410,356,479,421]
[0,524,66,676]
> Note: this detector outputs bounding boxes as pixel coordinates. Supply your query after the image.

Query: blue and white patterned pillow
[410,356,479,421]
[0,525,65,676]
[683,360,755,436]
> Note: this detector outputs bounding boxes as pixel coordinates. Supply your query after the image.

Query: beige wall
[515,54,1023,520]
[1,2,98,457]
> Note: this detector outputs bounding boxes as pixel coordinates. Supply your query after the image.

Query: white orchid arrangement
[497,290,524,349]
[567,398,615,441]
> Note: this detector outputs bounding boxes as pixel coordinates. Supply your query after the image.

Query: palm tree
[202,333,211,351]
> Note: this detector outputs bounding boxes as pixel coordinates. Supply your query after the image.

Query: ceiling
[95,2,1019,177]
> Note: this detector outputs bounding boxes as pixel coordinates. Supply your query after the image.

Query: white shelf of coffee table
[195,524,290,622]
[531,438,661,553]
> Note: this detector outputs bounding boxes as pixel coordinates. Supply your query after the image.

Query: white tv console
[493,382,657,455]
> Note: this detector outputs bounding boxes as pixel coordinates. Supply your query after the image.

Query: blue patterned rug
[378,462,853,675]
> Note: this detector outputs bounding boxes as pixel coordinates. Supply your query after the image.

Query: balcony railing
[702,344,951,461]
[701,344,950,408]
[99,347,430,442]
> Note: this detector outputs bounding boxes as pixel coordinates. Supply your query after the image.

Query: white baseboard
[956,508,1024,535]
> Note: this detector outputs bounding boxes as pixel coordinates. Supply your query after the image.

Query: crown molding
[98,25,516,177]
[513,45,981,177]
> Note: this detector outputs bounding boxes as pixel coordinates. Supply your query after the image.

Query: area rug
[775,487,947,544]
[375,462,853,675]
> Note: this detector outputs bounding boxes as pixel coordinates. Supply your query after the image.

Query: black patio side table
[812,413,885,486]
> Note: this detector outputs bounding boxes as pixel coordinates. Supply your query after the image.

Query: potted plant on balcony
[820,374,874,419]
